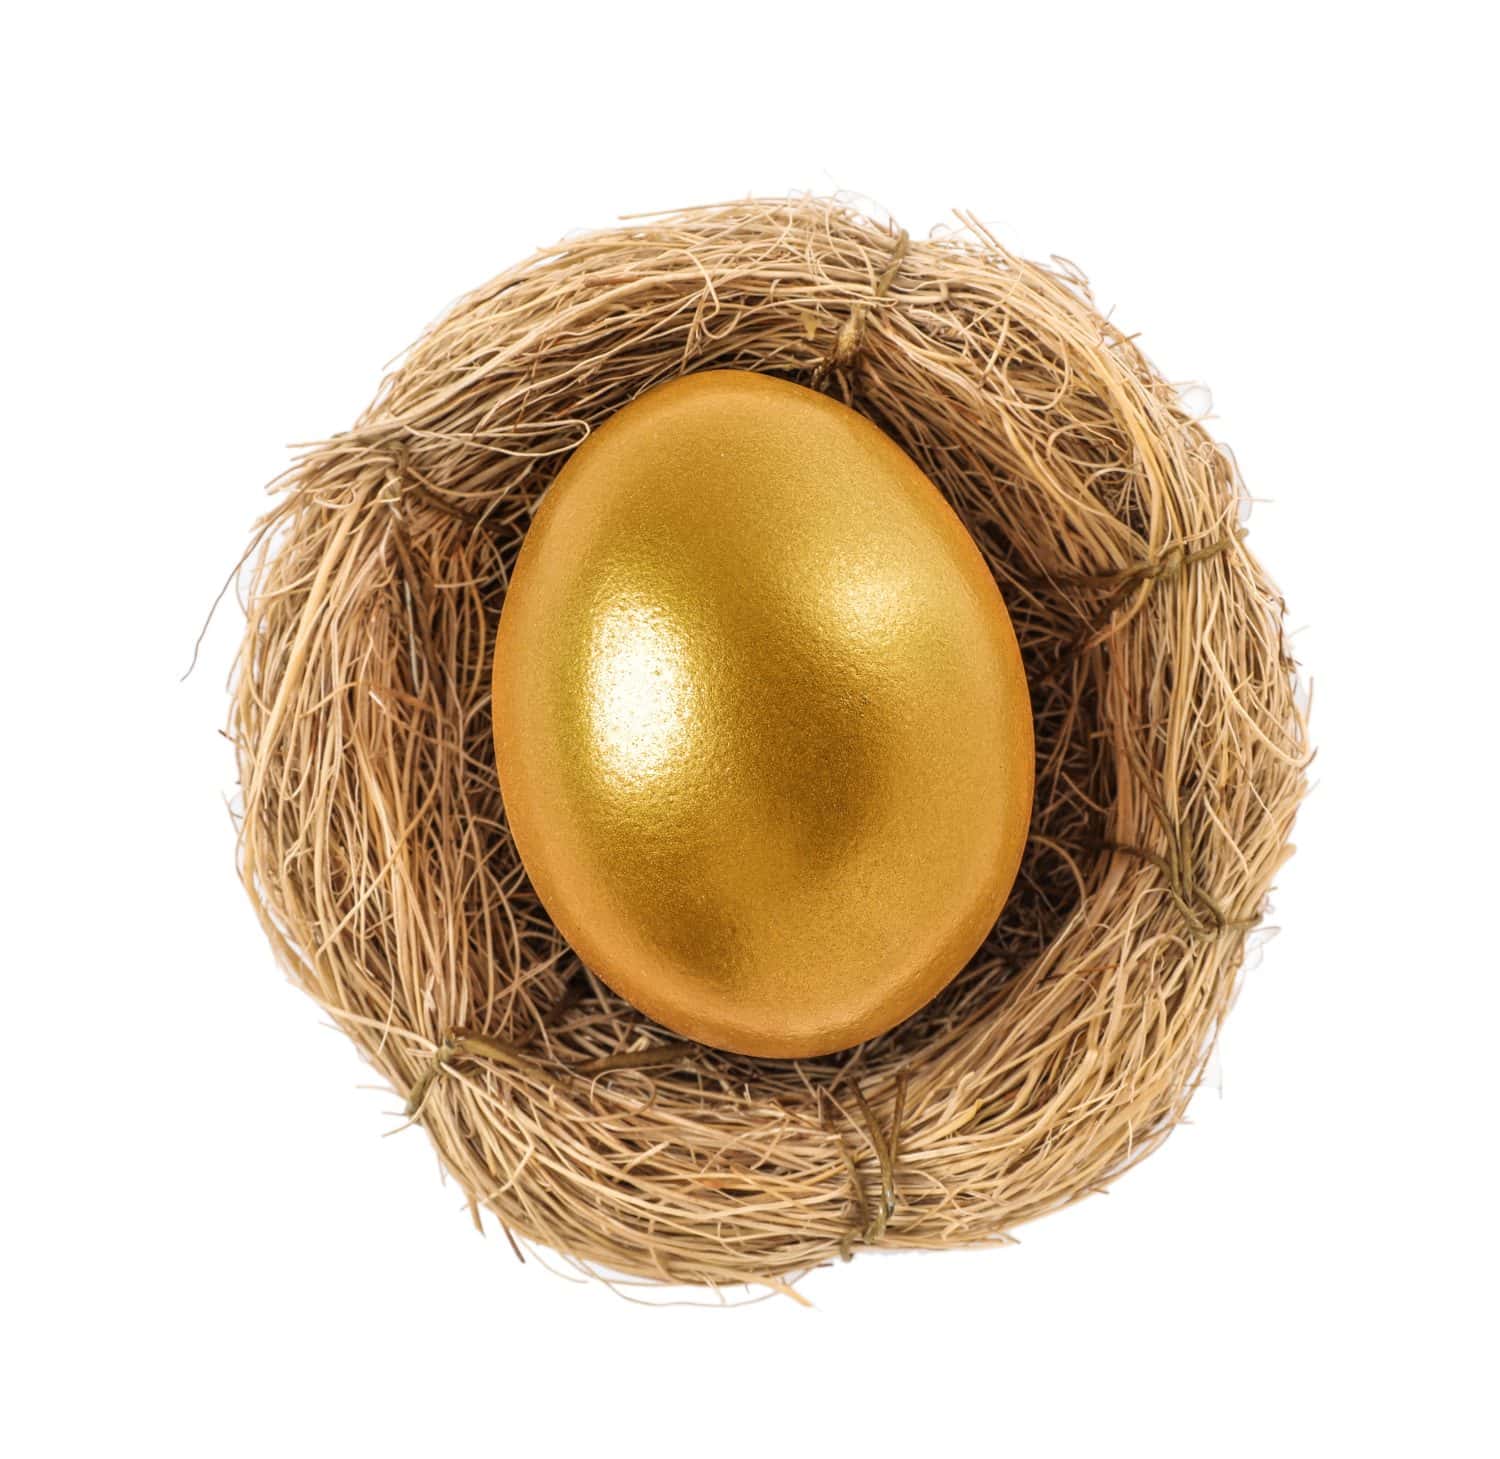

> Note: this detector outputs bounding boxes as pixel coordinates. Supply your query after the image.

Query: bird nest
[232,197,1307,1293]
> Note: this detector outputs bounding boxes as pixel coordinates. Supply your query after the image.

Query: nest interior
[232,197,1307,1290]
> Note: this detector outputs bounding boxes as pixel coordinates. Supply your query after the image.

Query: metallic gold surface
[492,371,1033,1058]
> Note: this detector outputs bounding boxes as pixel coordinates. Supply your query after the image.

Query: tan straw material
[231,197,1308,1290]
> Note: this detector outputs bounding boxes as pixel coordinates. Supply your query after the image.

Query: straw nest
[232,197,1308,1293]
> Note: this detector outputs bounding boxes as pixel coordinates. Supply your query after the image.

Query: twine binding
[812,228,910,390]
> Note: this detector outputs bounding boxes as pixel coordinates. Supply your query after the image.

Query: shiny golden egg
[492,370,1033,1058]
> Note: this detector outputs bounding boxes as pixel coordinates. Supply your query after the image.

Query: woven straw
[231,197,1307,1292]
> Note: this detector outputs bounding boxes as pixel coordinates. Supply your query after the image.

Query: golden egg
[492,370,1033,1058]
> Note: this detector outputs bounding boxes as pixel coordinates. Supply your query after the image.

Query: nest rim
[232,196,1308,1292]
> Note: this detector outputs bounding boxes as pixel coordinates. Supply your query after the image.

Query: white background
[3,4,1495,1455]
